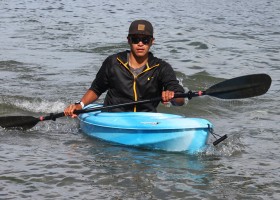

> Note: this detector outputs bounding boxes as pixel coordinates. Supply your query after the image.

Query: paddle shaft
[40,92,194,121]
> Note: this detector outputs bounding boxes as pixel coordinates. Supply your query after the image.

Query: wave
[0,95,66,115]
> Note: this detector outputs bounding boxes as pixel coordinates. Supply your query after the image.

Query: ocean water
[0,0,279,199]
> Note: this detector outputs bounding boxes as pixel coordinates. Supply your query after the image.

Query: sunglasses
[130,36,152,45]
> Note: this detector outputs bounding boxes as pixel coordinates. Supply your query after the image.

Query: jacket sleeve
[89,56,111,96]
[159,60,185,93]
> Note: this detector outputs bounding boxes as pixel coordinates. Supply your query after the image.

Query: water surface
[0,0,279,199]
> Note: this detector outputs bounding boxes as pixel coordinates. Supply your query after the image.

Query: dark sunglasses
[130,36,152,45]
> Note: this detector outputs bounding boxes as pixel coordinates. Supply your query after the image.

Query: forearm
[80,89,99,107]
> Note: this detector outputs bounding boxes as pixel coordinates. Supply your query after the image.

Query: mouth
[136,48,145,53]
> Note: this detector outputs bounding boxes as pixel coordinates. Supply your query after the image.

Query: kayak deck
[78,104,212,153]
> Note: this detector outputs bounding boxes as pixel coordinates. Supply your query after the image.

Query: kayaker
[64,19,185,116]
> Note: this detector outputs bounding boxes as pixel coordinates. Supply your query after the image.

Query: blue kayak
[78,104,212,153]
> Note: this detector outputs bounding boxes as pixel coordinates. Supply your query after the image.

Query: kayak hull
[78,104,212,153]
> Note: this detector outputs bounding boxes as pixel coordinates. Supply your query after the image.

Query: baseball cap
[128,20,153,37]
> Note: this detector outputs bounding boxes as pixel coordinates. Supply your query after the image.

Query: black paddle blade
[205,74,272,99]
[0,116,40,130]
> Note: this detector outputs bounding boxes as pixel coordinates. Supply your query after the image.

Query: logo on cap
[138,24,145,31]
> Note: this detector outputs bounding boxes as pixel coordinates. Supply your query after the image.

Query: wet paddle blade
[205,74,272,99]
[0,116,40,130]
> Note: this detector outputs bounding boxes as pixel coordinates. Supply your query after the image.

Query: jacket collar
[117,50,158,68]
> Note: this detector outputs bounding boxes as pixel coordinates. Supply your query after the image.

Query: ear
[151,37,155,46]
[127,36,131,44]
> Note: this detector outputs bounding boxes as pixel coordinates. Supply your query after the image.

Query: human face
[128,35,154,58]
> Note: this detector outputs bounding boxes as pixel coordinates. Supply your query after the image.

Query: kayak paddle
[0,73,271,130]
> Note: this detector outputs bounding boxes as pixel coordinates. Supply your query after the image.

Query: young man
[64,20,185,116]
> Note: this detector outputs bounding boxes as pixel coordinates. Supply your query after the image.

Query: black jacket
[90,50,185,112]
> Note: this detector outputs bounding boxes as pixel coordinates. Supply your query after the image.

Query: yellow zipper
[117,57,159,112]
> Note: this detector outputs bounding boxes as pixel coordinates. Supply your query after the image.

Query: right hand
[64,104,82,118]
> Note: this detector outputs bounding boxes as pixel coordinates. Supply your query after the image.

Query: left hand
[161,90,175,104]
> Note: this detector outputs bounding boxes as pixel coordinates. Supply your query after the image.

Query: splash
[203,134,245,157]
[0,95,66,114]
[15,100,66,113]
